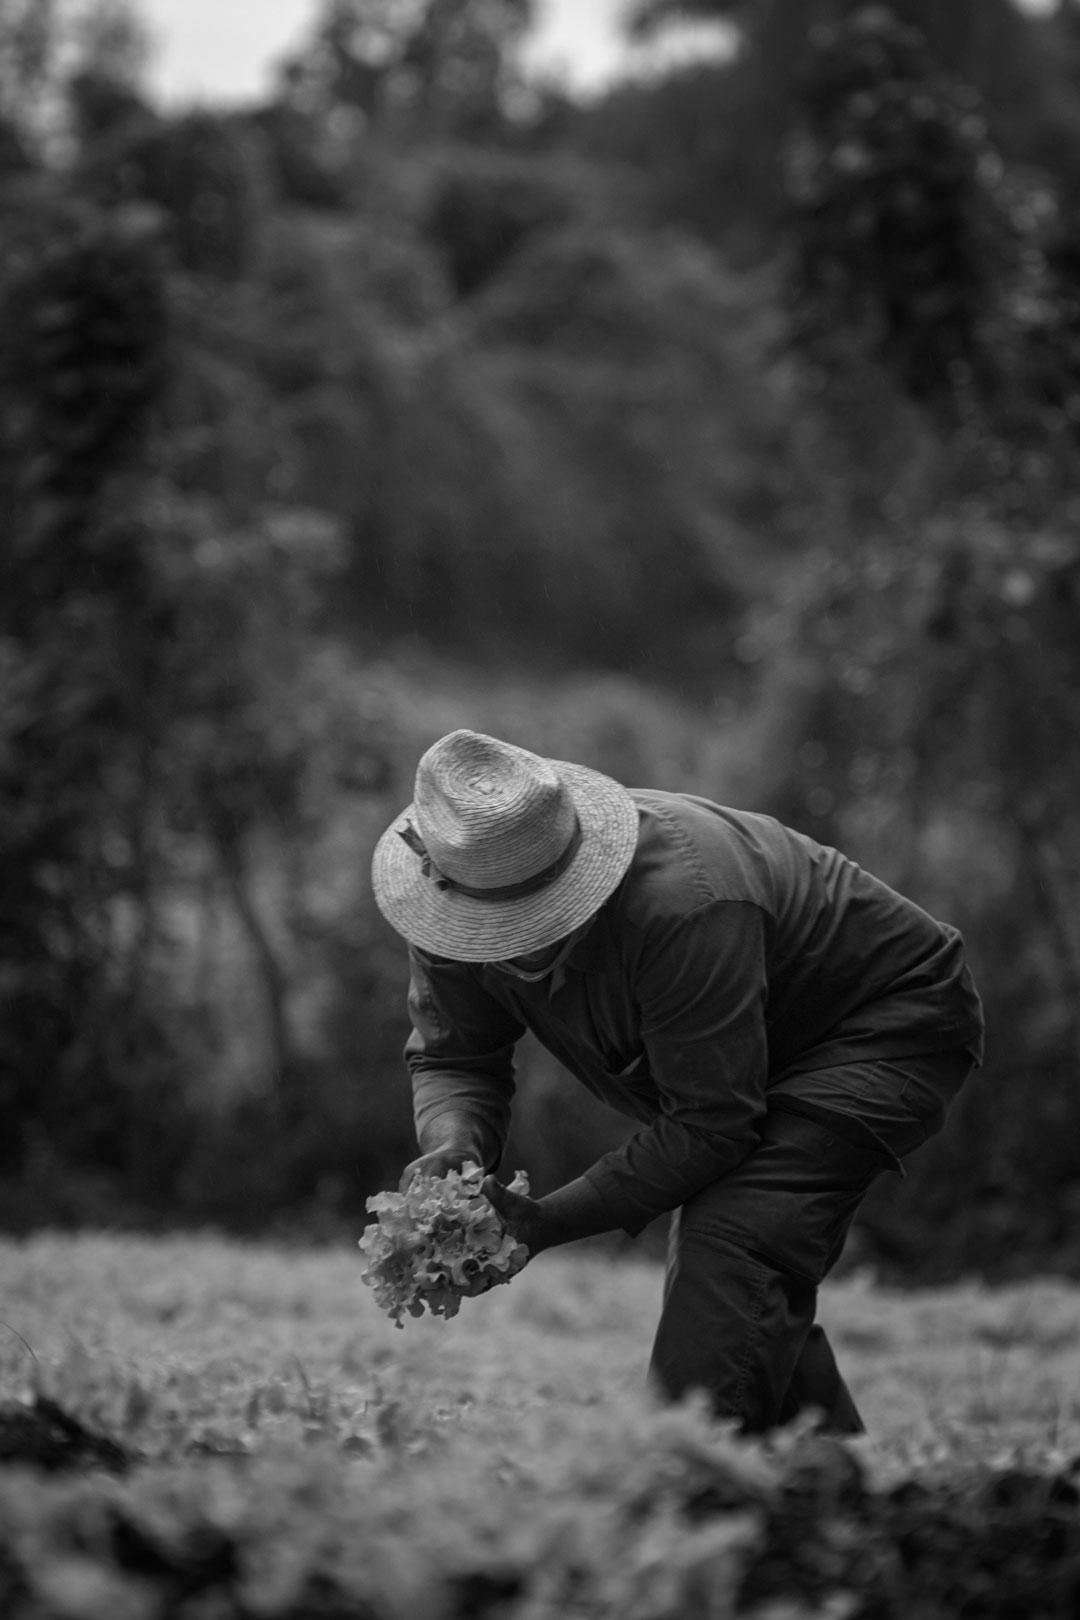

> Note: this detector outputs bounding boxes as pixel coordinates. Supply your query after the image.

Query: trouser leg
[649,1048,975,1433]
[778,1324,866,1434]
[659,1198,862,1430]
[649,1049,975,1432]
[648,1109,888,1433]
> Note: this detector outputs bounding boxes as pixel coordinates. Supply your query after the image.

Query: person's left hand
[482,1175,548,1256]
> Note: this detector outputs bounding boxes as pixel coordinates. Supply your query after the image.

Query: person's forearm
[583,1119,759,1237]
[534,1174,618,1252]
[410,1058,514,1176]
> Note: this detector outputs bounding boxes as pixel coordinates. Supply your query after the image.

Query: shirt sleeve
[583,899,771,1235]
[405,946,525,1171]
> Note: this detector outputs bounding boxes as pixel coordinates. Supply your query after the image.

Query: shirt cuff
[415,1107,504,1174]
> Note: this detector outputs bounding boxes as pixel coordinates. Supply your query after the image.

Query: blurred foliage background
[3,0,1080,1280]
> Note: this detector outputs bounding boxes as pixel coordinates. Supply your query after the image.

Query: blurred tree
[66,0,153,148]
[247,102,353,211]
[577,64,781,258]
[0,199,175,1189]
[582,0,800,256]
[70,0,148,80]
[597,1,1074,260]
[787,6,1015,408]
[0,0,62,153]
[422,146,578,296]
[630,0,1047,104]
[348,210,796,674]
[278,0,534,137]
[0,186,399,1223]
[0,0,150,158]
[82,112,269,281]
[7,218,167,492]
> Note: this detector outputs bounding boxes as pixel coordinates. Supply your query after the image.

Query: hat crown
[414,731,577,891]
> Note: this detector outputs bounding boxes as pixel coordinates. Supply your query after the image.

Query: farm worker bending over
[372,730,984,1434]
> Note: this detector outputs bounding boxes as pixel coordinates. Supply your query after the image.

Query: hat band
[397,815,583,902]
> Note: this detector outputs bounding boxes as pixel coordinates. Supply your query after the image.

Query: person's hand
[482,1174,548,1256]
[398,1146,478,1192]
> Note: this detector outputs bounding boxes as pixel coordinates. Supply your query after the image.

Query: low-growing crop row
[0,1393,1078,1619]
[0,1235,1078,1619]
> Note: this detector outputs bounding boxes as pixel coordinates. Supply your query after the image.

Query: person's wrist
[418,1112,487,1164]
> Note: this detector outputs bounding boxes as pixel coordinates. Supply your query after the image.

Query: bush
[423,148,578,296]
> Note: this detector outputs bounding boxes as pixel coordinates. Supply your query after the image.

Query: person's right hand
[398,1146,479,1192]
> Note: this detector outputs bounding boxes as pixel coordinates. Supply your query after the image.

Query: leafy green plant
[359,1163,530,1326]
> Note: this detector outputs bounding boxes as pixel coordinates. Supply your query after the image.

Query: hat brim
[372,761,640,961]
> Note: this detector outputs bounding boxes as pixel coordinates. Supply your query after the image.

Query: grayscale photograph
[1,1,1078,1614]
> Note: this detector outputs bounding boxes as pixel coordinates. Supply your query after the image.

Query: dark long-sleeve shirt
[404,792,984,1235]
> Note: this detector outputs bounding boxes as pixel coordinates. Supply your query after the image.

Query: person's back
[618,791,983,1077]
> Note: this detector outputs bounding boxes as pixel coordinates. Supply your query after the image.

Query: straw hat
[372,730,639,961]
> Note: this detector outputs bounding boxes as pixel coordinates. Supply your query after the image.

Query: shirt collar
[485,912,606,996]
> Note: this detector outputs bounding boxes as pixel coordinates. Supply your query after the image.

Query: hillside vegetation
[2,0,1080,1277]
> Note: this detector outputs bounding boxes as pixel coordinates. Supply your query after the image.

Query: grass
[1,1232,1079,1617]
[3,1233,1080,1464]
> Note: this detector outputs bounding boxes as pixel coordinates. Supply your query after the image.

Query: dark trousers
[648,1050,974,1434]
